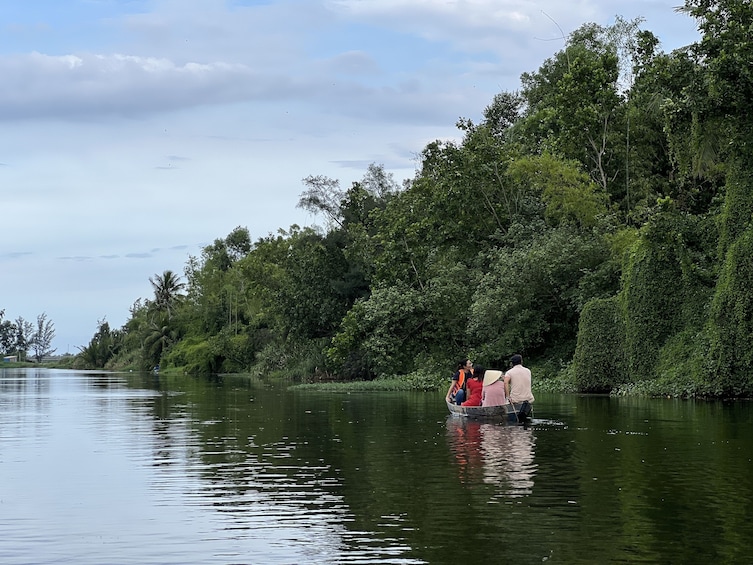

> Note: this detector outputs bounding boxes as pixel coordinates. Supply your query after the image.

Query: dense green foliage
[77,1,753,397]
[571,296,626,392]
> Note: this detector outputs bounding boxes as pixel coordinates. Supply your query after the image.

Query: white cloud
[0,51,282,120]
[325,0,591,47]
[0,48,471,127]
[323,50,382,75]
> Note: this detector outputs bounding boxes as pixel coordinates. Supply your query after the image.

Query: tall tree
[78,319,122,368]
[297,174,346,229]
[144,322,178,367]
[30,313,56,362]
[148,270,185,320]
[14,316,33,362]
[516,21,646,209]
[0,310,15,355]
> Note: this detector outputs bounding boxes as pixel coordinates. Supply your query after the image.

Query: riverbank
[10,359,713,399]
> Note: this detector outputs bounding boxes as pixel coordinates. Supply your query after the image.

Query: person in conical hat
[481,369,506,407]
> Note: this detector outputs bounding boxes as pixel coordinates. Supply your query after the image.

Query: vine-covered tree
[679,0,753,393]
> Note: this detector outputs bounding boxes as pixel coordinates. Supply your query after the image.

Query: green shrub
[252,337,331,380]
[163,337,218,375]
[571,296,626,392]
[653,329,712,397]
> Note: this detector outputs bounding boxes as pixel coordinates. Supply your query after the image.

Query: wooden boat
[445,398,532,423]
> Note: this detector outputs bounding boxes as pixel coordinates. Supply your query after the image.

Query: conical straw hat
[483,370,503,387]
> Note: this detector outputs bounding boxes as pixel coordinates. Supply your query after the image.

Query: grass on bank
[289,362,576,393]
[0,360,74,369]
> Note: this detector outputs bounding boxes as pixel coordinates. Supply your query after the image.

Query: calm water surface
[1,368,752,564]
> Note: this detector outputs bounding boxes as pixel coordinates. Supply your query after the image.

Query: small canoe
[446,399,532,423]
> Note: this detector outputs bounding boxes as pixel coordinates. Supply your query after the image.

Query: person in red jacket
[461,365,485,406]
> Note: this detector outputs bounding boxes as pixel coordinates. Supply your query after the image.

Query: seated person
[446,358,472,405]
[461,365,484,407]
[504,354,535,404]
[481,369,506,407]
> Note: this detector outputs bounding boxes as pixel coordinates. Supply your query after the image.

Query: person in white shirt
[504,354,535,404]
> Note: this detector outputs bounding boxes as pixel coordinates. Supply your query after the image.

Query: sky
[0,0,700,355]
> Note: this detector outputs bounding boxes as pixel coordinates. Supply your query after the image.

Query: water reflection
[446,416,537,497]
[445,416,484,483]
[480,422,536,497]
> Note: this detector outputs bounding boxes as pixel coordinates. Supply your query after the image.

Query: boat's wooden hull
[446,399,531,423]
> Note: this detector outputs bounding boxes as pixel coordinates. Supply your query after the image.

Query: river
[1,368,751,564]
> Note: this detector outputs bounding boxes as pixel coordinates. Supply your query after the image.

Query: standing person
[447,359,473,405]
[504,354,535,404]
[481,369,506,407]
[461,365,484,407]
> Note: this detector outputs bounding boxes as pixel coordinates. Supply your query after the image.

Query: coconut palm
[143,320,178,367]
[148,270,185,320]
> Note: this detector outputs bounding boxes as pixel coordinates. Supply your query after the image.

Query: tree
[143,321,179,367]
[78,319,123,368]
[148,270,185,320]
[297,174,346,229]
[328,279,470,379]
[506,153,608,228]
[14,316,33,362]
[467,224,612,364]
[624,44,704,217]
[30,313,56,362]
[298,164,398,230]
[0,310,15,355]
[272,227,363,340]
[479,90,522,139]
[516,21,639,208]
[224,226,252,261]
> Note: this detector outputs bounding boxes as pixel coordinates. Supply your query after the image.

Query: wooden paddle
[509,397,520,423]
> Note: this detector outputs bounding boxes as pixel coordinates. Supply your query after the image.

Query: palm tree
[148,270,185,320]
[143,321,178,367]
